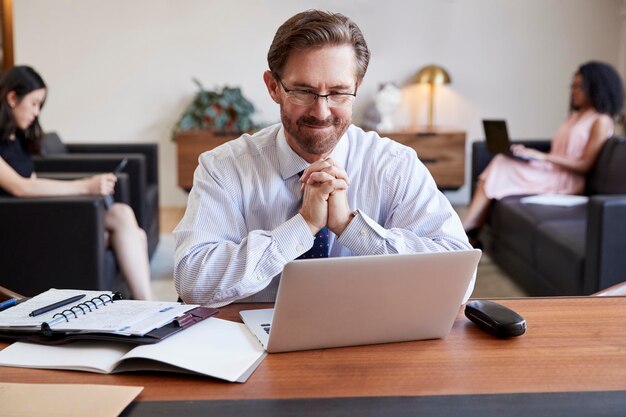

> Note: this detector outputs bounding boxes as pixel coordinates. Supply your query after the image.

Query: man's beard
[281,110,351,156]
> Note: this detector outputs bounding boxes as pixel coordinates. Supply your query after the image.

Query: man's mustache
[297,116,341,127]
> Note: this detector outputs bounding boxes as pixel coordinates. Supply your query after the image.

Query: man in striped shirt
[174,10,472,307]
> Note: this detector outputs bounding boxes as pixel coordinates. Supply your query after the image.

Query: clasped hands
[298,157,353,237]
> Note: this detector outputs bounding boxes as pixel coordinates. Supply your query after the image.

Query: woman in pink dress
[462,61,624,244]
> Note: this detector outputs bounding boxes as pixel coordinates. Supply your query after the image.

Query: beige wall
[14,0,624,206]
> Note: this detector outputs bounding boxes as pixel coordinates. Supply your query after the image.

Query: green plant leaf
[173,79,258,138]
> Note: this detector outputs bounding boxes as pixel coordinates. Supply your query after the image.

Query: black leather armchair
[34,133,160,257]
[471,136,626,295]
[39,171,131,206]
[0,196,127,297]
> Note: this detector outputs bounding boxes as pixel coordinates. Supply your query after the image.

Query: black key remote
[465,300,526,338]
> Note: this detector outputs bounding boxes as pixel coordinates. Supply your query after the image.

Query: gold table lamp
[414,65,451,131]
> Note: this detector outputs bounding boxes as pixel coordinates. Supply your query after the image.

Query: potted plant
[173,79,258,190]
[173,79,256,138]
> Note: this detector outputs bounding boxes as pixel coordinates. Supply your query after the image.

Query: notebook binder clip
[175,312,195,328]
[174,307,219,328]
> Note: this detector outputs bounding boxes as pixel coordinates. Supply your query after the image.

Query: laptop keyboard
[261,323,271,334]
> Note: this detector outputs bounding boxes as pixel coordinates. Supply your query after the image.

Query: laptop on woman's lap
[482,120,535,162]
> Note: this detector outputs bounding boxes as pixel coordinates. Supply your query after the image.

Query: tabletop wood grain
[2,297,626,402]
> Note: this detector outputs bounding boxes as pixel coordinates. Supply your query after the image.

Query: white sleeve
[173,156,314,307]
[337,149,471,255]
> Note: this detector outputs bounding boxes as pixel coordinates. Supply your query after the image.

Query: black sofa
[471,136,626,296]
[34,133,160,257]
[0,172,132,297]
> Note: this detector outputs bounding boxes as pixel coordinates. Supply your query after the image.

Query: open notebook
[0,317,266,383]
[0,288,217,344]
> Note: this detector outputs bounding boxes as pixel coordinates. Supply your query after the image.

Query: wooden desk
[175,130,239,191]
[3,296,626,408]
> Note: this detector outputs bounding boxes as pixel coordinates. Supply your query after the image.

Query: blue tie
[298,227,329,259]
[297,169,329,259]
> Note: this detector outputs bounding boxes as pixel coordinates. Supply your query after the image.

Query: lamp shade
[414,65,451,85]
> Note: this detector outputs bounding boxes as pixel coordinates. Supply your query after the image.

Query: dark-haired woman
[0,66,152,300]
[462,61,625,241]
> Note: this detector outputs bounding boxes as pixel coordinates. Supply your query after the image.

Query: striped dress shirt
[174,123,472,307]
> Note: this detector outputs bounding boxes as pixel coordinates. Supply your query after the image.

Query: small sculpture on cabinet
[374,82,401,132]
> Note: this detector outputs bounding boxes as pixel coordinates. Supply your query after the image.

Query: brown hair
[267,10,370,82]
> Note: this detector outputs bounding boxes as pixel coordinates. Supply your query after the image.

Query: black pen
[29,294,86,317]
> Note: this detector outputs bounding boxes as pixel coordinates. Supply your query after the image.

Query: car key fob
[464,300,526,338]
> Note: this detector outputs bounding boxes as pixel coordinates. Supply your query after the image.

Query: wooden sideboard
[176,129,466,191]
[381,129,466,190]
[176,130,240,191]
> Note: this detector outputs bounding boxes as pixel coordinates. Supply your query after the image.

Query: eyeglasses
[274,74,357,108]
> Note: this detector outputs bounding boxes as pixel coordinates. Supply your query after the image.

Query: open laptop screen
[482,120,511,154]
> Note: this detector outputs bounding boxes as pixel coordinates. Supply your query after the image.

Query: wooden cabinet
[176,131,240,191]
[176,129,466,191]
[381,129,465,190]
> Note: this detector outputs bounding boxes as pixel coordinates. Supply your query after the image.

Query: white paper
[520,194,589,207]
[117,318,267,382]
[51,300,194,335]
[0,340,129,373]
[0,289,112,330]
[0,318,266,382]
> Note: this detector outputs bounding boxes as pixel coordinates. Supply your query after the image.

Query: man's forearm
[174,214,316,306]
[336,210,471,256]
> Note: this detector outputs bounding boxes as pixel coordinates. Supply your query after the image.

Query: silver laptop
[482,119,534,162]
[240,250,481,353]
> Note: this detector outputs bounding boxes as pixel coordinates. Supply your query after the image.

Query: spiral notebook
[0,289,217,345]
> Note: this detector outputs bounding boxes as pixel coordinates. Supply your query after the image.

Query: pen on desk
[0,298,28,311]
[29,294,86,317]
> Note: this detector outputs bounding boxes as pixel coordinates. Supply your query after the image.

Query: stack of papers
[0,288,267,382]
[0,317,266,382]
[520,194,589,207]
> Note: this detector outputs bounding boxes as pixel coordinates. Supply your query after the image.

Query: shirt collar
[276,124,351,180]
